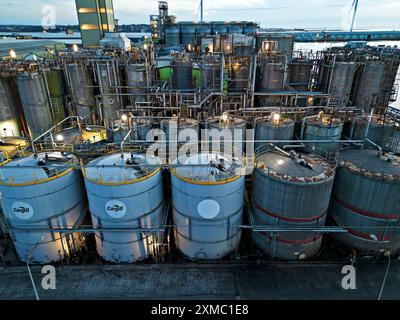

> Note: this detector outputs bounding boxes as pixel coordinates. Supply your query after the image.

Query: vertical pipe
[201,0,204,22]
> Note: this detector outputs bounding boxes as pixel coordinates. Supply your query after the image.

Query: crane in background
[350,0,359,32]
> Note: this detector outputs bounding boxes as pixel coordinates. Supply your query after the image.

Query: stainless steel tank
[329,62,358,103]
[126,63,147,106]
[0,75,22,137]
[331,149,400,254]
[351,116,394,149]
[165,25,181,46]
[16,72,53,139]
[354,62,385,112]
[207,114,247,153]
[94,60,121,125]
[196,24,211,38]
[255,115,295,150]
[112,118,153,144]
[229,60,250,92]
[171,152,245,260]
[258,59,285,106]
[83,152,164,263]
[0,152,86,263]
[288,59,313,107]
[160,117,199,145]
[171,60,193,90]
[213,24,228,35]
[252,150,335,259]
[65,62,94,119]
[181,24,196,47]
[303,115,344,157]
[200,63,220,91]
[228,24,243,34]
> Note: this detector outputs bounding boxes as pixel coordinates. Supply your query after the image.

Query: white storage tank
[0,152,86,263]
[171,153,245,260]
[83,152,164,263]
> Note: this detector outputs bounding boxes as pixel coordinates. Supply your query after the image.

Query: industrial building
[75,0,116,48]
[1,0,400,270]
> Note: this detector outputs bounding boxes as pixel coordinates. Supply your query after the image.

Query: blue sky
[0,0,399,30]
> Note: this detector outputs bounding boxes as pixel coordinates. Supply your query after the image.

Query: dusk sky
[1,0,399,30]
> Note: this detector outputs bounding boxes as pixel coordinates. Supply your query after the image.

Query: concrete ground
[0,261,399,300]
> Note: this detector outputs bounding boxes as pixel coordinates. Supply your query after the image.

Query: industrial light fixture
[9,49,16,59]
[121,114,128,122]
[72,44,79,52]
[221,112,229,122]
[55,134,64,142]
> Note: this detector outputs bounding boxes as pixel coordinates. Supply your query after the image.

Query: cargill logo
[107,205,124,212]
[13,206,30,214]
[11,202,34,220]
[105,200,127,219]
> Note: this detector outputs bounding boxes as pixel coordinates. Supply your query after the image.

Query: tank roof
[306,116,343,128]
[208,116,247,128]
[85,152,160,184]
[0,152,77,184]
[340,148,400,181]
[172,153,244,183]
[256,151,335,183]
[256,116,294,127]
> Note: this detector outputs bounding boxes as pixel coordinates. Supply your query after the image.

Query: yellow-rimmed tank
[171,152,245,260]
[0,151,86,264]
[83,152,164,263]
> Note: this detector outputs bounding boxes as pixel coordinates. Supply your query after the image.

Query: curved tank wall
[200,63,220,91]
[16,72,53,139]
[252,151,335,259]
[83,153,164,263]
[258,59,284,106]
[229,61,250,92]
[126,63,147,106]
[181,24,196,47]
[171,153,245,260]
[94,60,121,125]
[65,62,94,119]
[330,149,400,254]
[113,119,153,144]
[46,68,66,124]
[303,116,344,157]
[354,62,385,112]
[0,152,86,263]
[207,115,247,153]
[213,25,228,35]
[329,62,358,102]
[165,25,181,46]
[255,116,295,150]
[196,24,211,37]
[352,116,394,149]
[0,76,22,137]
[171,61,194,90]
[160,118,199,145]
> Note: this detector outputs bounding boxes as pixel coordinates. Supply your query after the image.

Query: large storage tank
[196,24,212,38]
[207,114,247,153]
[252,150,335,259]
[83,153,164,263]
[303,115,344,157]
[288,59,313,107]
[229,60,250,92]
[351,116,394,149]
[0,75,22,137]
[112,118,153,144]
[228,24,243,34]
[171,153,245,260]
[213,24,228,35]
[160,117,199,145]
[126,63,147,106]
[171,60,194,90]
[258,58,285,106]
[181,24,196,47]
[256,34,295,55]
[16,72,53,139]
[354,62,385,112]
[165,25,181,46]
[0,152,86,263]
[94,60,121,126]
[331,149,400,254]
[46,68,66,124]
[255,115,295,150]
[200,62,220,91]
[329,62,358,103]
[65,62,94,119]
